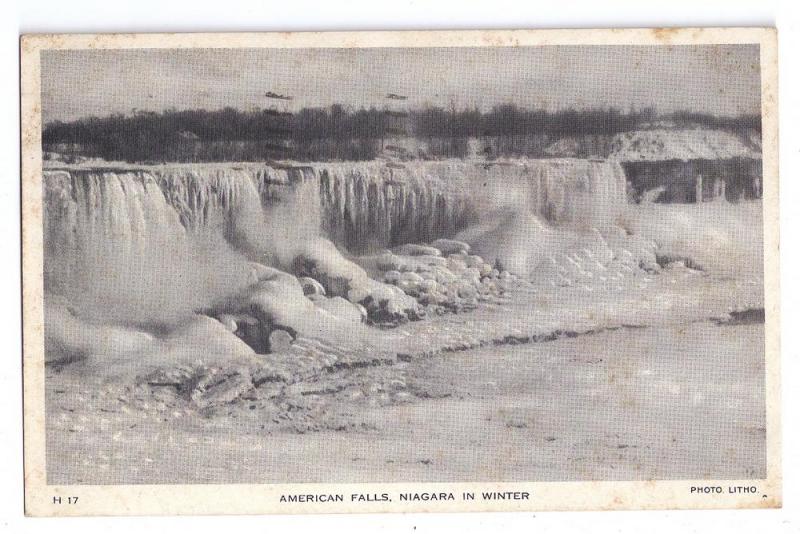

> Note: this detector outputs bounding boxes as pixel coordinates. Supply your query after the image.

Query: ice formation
[42,157,705,371]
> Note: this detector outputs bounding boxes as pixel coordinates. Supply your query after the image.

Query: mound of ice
[45,299,155,366]
[457,211,556,275]
[290,237,424,324]
[357,246,512,314]
[430,238,471,255]
[212,260,375,351]
[531,227,660,290]
[162,315,256,364]
[619,199,763,279]
[312,295,367,324]
[45,299,259,379]
[450,184,665,291]
[392,243,442,257]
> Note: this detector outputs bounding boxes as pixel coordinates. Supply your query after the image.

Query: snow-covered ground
[608,128,761,162]
[46,320,764,484]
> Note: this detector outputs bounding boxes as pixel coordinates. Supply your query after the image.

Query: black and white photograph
[19,28,779,515]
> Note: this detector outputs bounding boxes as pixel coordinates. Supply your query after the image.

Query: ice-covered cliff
[43,158,628,260]
[41,159,628,326]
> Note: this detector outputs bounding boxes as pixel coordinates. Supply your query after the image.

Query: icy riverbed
[46,320,764,484]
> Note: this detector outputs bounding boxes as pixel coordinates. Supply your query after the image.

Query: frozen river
[47,319,764,484]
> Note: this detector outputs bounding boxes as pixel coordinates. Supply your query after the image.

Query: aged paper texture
[21,27,779,515]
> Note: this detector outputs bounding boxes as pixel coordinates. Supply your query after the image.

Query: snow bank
[619,199,763,279]
[45,298,257,377]
[45,298,155,365]
[609,129,761,162]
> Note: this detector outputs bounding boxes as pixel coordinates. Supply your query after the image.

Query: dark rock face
[655,253,704,272]
[292,255,351,298]
[232,314,270,354]
[298,276,326,296]
[714,308,765,326]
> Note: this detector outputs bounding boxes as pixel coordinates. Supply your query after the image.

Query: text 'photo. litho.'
[21,29,779,515]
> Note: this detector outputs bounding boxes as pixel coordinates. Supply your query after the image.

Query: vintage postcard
[21,28,779,515]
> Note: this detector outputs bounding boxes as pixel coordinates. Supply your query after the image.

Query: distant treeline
[42,104,761,163]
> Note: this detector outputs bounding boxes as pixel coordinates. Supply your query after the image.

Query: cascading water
[316,159,627,253]
[43,158,628,326]
[44,168,263,325]
[315,162,476,253]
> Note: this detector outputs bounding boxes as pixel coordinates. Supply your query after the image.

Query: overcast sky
[41,44,761,123]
